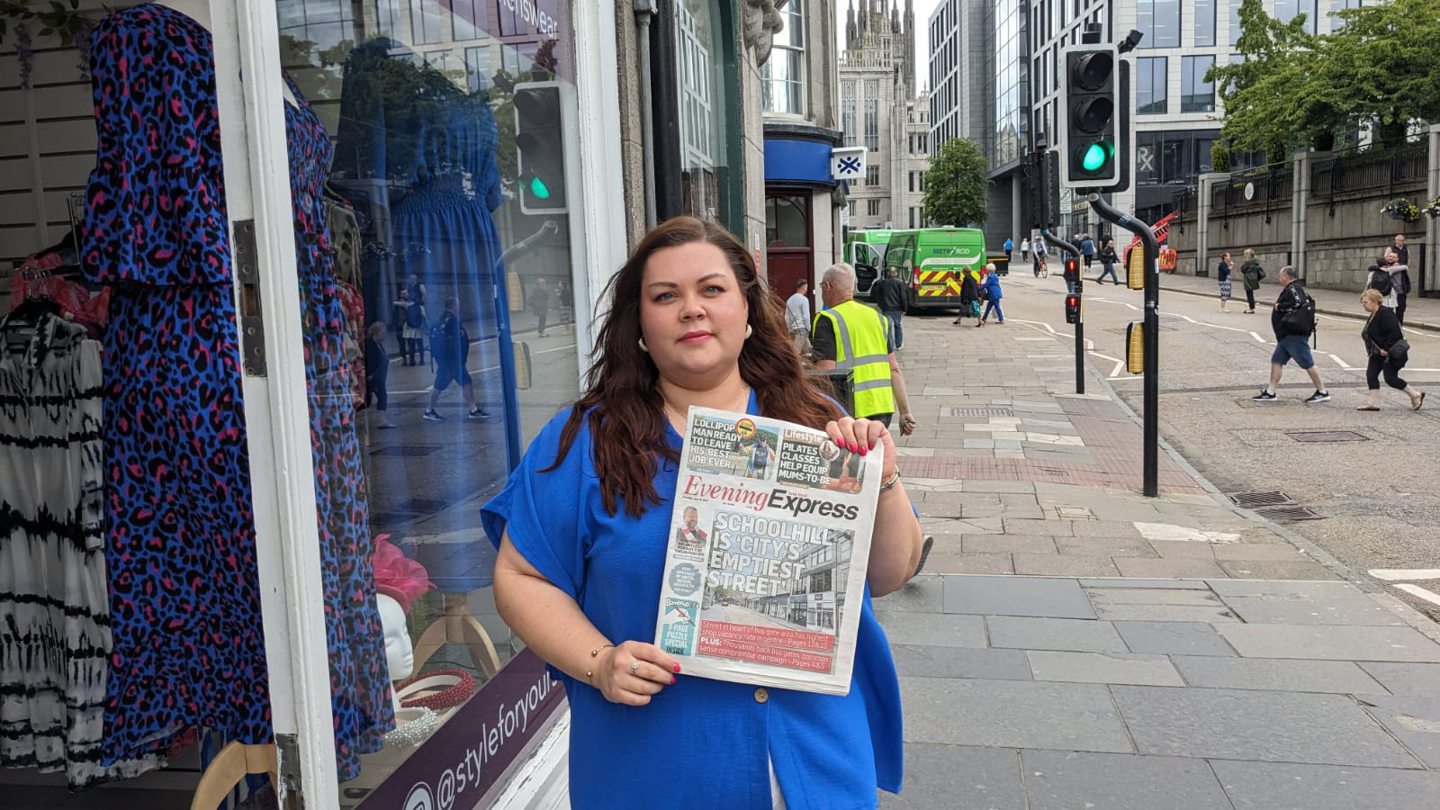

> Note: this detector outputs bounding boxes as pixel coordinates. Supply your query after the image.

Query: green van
[843,229,892,296]
[882,227,988,313]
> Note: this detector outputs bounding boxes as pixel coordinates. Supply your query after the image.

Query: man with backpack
[1253,267,1330,404]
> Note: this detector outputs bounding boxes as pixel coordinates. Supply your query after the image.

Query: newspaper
[653,407,882,696]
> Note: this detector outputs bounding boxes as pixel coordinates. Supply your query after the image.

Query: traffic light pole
[1043,230,1085,395]
[1088,194,1159,497]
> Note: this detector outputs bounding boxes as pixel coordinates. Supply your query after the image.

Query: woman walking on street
[483,216,920,808]
[980,264,1005,325]
[955,268,981,325]
[1382,249,1411,324]
[1217,252,1233,312]
[1358,289,1424,411]
[1239,248,1264,314]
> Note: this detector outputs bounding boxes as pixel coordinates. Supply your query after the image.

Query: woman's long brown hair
[543,216,843,517]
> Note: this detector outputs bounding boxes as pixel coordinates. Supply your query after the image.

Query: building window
[842,81,856,147]
[464,46,492,92]
[1137,57,1168,115]
[675,0,733,224]
[1181,56,1215,113]
[1137,0,1180,48]
[762,0,805,114]
[409,0,445,45]
[1230,0,1243,45]
[1195,0,1216,46]
[1275,0,1319,34]
[868,199,881,217]
[864,97,879,151]
[908,172,915,193]
[909,207,916,228]
[765,194,810,247]
[867,165,880,186]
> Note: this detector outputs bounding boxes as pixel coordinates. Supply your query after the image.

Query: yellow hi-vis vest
[814,299,896,418]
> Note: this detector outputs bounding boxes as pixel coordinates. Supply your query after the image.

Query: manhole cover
[1287,431,1369,443]
[1254,505,1326,521]
[371,444,445,457]
[1228,491,1293,508]
[949,407,1015,417]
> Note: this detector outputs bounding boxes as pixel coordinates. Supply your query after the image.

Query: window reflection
[276,0,579,803]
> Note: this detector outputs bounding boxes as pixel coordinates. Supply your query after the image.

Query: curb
[1082,356,1440,642]
[1159,281,1440,334]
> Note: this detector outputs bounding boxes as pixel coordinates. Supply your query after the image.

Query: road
[918,269,1440,621]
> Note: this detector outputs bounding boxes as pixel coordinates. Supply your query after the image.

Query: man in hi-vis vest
[810,263,917,435]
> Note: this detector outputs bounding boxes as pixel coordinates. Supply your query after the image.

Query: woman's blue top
[481,393,903,809]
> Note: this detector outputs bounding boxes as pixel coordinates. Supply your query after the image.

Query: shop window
[761,0,806,115]
[1136,56,1168,115]
[676,0,734,224]
[1181,55,1215,113]
[765,194,810,247]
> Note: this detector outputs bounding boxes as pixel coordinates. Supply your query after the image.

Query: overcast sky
[835,0,944,91]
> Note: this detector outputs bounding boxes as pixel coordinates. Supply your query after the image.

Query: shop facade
[0,1,769,808]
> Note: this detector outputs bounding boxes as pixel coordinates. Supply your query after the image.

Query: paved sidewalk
[873,312,1440,809]
[1156,271,1440,333]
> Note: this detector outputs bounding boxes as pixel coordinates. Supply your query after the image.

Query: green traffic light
[529,176,551,200]
[1082,142,1111,172]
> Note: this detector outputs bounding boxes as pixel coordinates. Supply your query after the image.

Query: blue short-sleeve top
[481,394,903,810]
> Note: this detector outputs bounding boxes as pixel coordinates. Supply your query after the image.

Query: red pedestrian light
[1064,258,1079,276]
[1065,293,1081,324]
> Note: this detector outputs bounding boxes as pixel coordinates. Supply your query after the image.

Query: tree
[1209,0,1440,156]
[922,138,988,227]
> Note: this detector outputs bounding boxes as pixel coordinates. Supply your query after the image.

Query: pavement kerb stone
[1081,350,1440,646]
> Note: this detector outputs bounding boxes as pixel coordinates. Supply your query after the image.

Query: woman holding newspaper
[483,216,923,808]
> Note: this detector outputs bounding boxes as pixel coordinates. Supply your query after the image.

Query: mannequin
[153,0,298,106]
[377,593,413,715]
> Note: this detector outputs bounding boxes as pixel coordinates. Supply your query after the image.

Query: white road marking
[1328,353,1354,370]
[1016,336,1057,341]
[1026,354,1070,358]
[1369,569,1440,581]
[1249,331,1267,344]
[1124,302,1140,311]
[1090,351,1126,379]
[1394,584,1440,608]
[1010,318,1059,334]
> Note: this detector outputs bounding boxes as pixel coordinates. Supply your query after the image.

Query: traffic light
[1058,44,1122,189]
[1064,257,1079,280]
[1065,293,1081,324]
[513,81,568,215]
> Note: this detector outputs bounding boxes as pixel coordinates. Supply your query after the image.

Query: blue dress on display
[283,75,393,781]
[82,3,271,762]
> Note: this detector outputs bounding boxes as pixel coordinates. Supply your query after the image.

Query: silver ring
[630,660,641,673]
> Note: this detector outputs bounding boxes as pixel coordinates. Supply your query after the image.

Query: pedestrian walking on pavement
[1033,237,1048,277]
[531,277,552,337]
[1080,234,1095,270]
[980,264,1005,325]
[1239,248,1265,313]
[1381,248,1411,325]
[955,268,981,325]
[1357,288,1424,411]
[1020,236,1030,262]
[1003,236,1013,261]
[364,322,397,429]
[423,297,488,422]
[871,266,908,351]
[393,287,427,365]
[815,262,918,433]
[1217,251,1233,312]
[1096,237,1120,284]
[785,278,813,355]
[483,216,922,808]
[1253,267,1329,404]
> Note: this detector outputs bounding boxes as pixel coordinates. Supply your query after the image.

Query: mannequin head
[377,593,414,682]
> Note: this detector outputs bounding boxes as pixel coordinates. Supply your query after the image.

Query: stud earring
[638,337,649,352]
[745,324,753,339]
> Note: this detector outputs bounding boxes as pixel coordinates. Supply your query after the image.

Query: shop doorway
[765,192,812,300]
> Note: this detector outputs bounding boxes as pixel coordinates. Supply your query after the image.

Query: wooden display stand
[409,593,502,678]
[191,742,277,810]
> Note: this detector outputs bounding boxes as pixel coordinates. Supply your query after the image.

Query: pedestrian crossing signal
[1126,322,1144,374]
[1065,294,1081,325]
[1127,245,1145,290]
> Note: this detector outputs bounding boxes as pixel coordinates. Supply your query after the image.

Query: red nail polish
[673,664,682,673]
[670,676,677,685]
[859,447,867,456]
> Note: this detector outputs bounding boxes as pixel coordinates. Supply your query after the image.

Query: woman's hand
[593,641,679,707]
[826,416,898,478]
[1380,349,1389,357]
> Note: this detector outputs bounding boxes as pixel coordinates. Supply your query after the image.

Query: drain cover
[372,444,445,457]
[1228,491,1293,508]
[1254,505,1326,521]
[1287,431,1369,443]
[950,407,1016,417]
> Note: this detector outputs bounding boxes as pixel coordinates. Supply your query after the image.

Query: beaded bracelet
[585,643,614,683]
